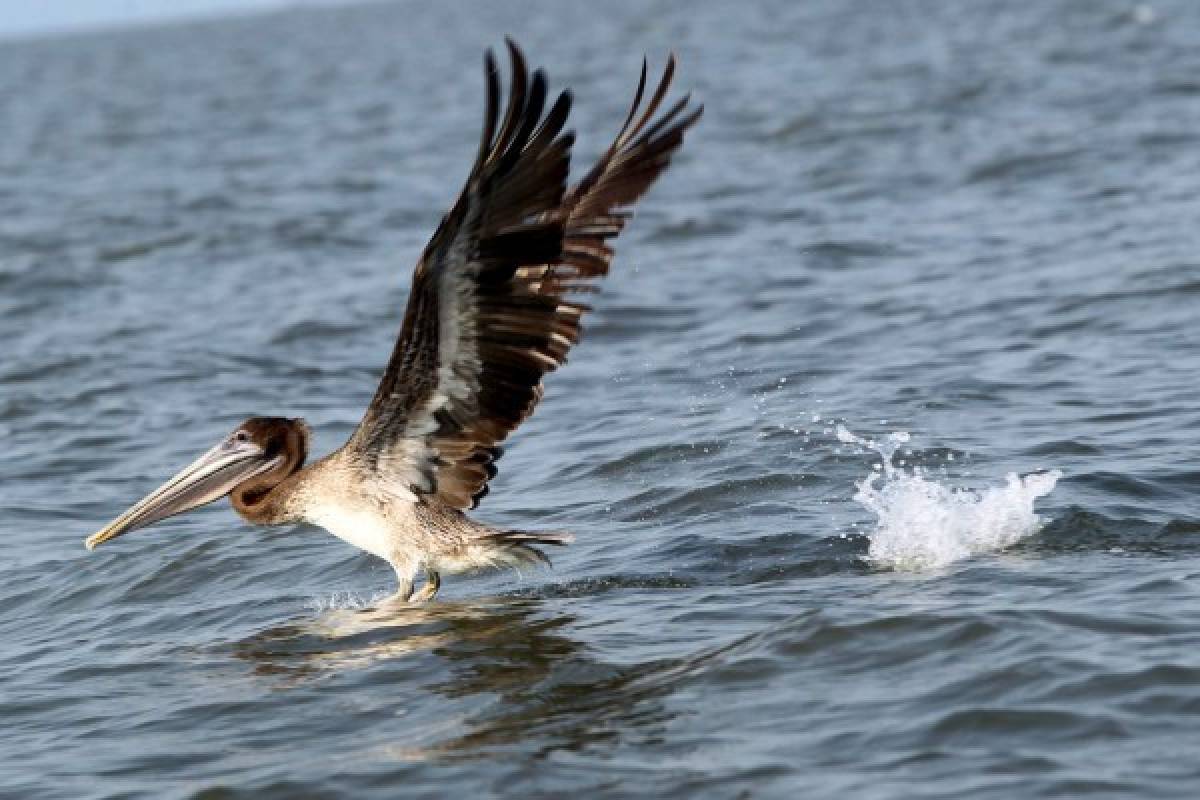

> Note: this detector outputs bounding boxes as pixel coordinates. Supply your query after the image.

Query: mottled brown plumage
[85,41,701,602]
[349,42,701,514]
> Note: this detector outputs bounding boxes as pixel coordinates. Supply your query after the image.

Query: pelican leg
[410,569,441,604]
[387,577,413,605]
[384,560,416,606]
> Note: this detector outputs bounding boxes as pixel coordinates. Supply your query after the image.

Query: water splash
[306,589,393,612]
[837,425,1060,570]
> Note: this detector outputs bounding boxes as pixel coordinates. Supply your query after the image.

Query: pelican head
[85,416,309,550]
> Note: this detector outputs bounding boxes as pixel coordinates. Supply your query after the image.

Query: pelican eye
[234,430,250,443]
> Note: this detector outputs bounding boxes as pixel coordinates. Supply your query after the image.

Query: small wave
[837,425,1060,570]
[963,149,1083,185]
[268,319,361,345]
[96,232,194,263]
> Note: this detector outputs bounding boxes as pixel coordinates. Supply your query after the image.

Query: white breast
[303,498,407,564]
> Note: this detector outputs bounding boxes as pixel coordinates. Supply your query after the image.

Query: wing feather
[348,42,701,510]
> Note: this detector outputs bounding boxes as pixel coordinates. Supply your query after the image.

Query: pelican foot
[410,570,441,604]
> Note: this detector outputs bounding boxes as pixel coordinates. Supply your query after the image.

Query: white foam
[837,425,1060,570]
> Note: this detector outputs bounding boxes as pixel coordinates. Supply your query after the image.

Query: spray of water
[837,425,1060,570]
[306,589,393,612]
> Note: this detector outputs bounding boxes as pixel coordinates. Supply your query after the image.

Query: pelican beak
[85,436,279,550]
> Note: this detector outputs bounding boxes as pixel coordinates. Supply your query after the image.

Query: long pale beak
[85,438,280,551]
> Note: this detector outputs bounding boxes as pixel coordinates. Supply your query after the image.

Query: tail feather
[442,529,574,573]
[486,529,574,546]
[481,529,573,568]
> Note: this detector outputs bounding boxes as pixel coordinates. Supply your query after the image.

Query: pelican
[85,41,700,602]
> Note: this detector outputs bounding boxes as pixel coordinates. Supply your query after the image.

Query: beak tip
[84,534,103,551]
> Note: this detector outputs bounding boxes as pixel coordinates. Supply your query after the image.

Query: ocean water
[3,1,1200,797]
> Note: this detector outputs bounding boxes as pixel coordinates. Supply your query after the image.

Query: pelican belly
[303,499,411,565]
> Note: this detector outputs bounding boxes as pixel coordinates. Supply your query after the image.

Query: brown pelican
[85,41,701,602]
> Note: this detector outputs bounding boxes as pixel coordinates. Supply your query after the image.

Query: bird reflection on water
[232,597,574,684]
[230,594,708,760]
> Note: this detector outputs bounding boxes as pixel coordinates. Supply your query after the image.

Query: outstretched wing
[347,40,701,510]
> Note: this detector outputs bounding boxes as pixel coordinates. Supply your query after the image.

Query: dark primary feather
[348,40,701,510]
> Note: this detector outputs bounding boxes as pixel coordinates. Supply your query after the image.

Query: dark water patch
[96,232,195,263]
[1051,280,1200,314]
[1070,471,1174,500]
[1030,508,1170,555]
[1052,664,1200,702]
[268,319,363,345]
[1023,439,1105,457]
[1152,79,1200,97]
[0,353,94,383]
[642,216,741,241]
[801,239,898,270]
[964,149,1087,185]
[927,707,1126,745]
